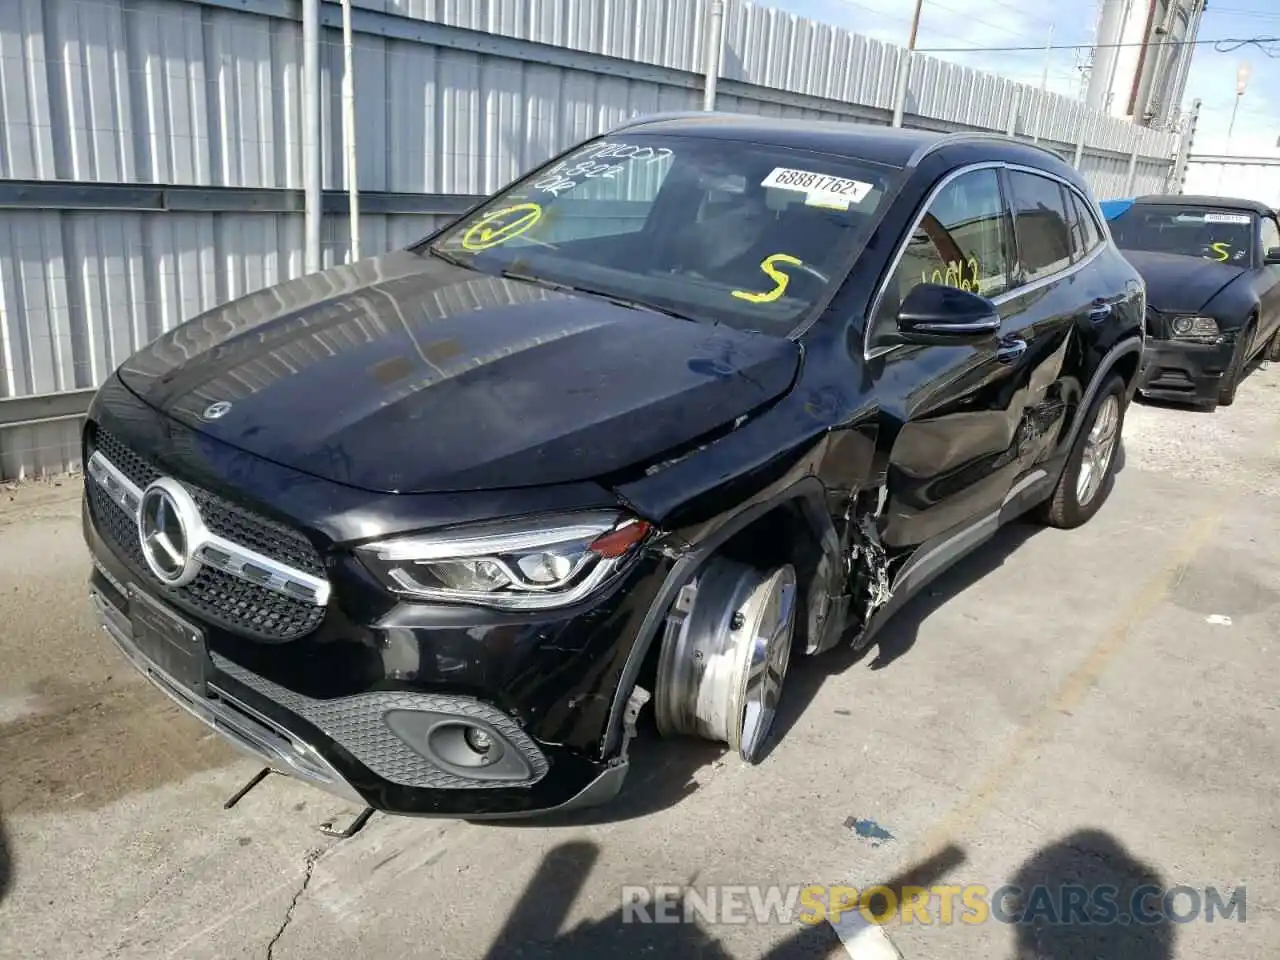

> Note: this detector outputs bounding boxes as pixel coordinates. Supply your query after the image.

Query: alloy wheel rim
[1076,394,1120,507]
[738,577,795,763]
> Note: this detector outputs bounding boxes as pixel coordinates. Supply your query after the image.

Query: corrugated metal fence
[1182,155,1280,208]
[0,0,1179,479]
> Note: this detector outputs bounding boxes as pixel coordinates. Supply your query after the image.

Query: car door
[995,169,1107,481]
[1257,212,1280,346]
[866,165,1034,560]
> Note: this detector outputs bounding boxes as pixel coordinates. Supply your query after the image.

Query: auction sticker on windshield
[1203,213,1252,224]
[761,167,874,210]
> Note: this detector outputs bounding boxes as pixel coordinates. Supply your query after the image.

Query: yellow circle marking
[461,203,543,252]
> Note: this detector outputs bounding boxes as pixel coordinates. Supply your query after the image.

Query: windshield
[1107,204,1256,265]
[424,133,902,335]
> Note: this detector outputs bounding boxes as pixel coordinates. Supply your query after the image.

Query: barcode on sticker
[1203,213,1252,224]
[761,167,873,204]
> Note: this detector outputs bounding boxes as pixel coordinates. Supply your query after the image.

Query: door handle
[997,338,1027,363]
[1088,300,1112,323]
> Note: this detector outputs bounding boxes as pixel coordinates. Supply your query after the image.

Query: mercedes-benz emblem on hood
[137,479,204,587]
[201,400,232,421]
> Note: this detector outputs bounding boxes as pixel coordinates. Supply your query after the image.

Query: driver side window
[874,168,1013,335]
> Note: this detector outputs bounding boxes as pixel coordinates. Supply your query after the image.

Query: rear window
[1108,204,1255,264]
[1008,171,1072,282]
[426,133,904,335]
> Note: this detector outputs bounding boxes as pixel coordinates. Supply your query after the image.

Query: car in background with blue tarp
[1101,195,1280,408]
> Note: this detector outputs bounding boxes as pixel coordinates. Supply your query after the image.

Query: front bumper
[78,375,678,818]
[87,559,632,818]
[1138,336,1236,406]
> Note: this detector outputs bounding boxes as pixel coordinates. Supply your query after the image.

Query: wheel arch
[601,475,841,757]
[1063,335,1143,453]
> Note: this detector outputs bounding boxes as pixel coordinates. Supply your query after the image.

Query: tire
[1218,321,1254,407]
[1038,375,1127,529]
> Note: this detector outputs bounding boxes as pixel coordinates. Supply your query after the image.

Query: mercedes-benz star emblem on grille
[137,479,204,587]
[202,400,232,421]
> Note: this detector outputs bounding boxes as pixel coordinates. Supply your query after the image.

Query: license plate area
[127,585,209,696]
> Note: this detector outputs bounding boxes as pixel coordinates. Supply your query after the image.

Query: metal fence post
[1005,87,1021,137]
[891,51,912,128]
[302,0,321,274]
[1072,111,1088,169]
[341,0,361,263]
[702,0,724,111]
[1168,98,1200,195]
[1124,143,1140,195]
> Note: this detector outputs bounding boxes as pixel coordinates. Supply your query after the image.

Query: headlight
[1169,315,1220,342]
[357,512,652,610]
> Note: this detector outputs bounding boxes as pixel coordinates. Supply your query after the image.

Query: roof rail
[605,111,717,134]
[907,130,1069,168]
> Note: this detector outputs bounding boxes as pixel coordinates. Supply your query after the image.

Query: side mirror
[1265,247,1280,266]
[896,283,1001,344]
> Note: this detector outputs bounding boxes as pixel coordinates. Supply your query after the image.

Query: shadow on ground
[762,439,1128,762]
[759,517,1043,764]
[1007,828,1175,960]
[480,827,1173,959]
[481,839,967,959]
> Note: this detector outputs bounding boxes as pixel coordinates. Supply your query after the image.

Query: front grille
[87,429,327,642]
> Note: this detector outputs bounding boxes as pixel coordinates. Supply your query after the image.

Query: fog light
[464,726,493,755]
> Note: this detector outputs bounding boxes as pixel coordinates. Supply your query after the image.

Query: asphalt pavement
[1,365,1277,960]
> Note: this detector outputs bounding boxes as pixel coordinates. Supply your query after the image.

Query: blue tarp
[1098,198,1134,221]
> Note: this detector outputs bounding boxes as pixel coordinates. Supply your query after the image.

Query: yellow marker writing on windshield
[461,203,543,252]
[732,254,803,304]
[1209,241,1231,262]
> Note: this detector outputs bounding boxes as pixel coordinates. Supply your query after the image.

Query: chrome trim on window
[87,450,330,607]
[864,160,1110,362]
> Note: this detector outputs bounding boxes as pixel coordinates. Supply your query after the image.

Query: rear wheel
[1038,375,1126,529]
[654,557,797,763]
[1218,321,1254,407]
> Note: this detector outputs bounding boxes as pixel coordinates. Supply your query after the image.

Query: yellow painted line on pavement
[912,504,1225,860]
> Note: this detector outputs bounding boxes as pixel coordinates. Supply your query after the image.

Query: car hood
[1120,249,1246,314]
[116,251,800,494]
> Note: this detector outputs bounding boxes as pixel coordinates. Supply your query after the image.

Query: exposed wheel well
[1112,350,1140,394]
[635,500,829,696]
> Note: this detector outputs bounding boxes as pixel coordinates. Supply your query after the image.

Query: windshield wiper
[427,246,471,270]
[498,268,698,323]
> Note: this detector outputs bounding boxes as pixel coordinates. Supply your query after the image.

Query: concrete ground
[1,365,1277,960]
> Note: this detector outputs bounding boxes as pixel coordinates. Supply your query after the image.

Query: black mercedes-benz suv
[82,114,1145,819]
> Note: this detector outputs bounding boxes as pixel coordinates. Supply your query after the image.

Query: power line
[916,0,1049,45]
[916,35,1280,54]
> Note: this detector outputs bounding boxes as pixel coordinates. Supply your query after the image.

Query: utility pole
[892,0,925,127]
[1219,62,1249,191]
[1033,22,1055,142]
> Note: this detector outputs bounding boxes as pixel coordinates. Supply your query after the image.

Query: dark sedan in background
[1102,194,1280,408]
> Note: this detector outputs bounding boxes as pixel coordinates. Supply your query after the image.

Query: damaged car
[1103,194,1280,408]
[82,114,1145,819]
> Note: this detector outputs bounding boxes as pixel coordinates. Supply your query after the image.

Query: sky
[770,0,1280,156]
